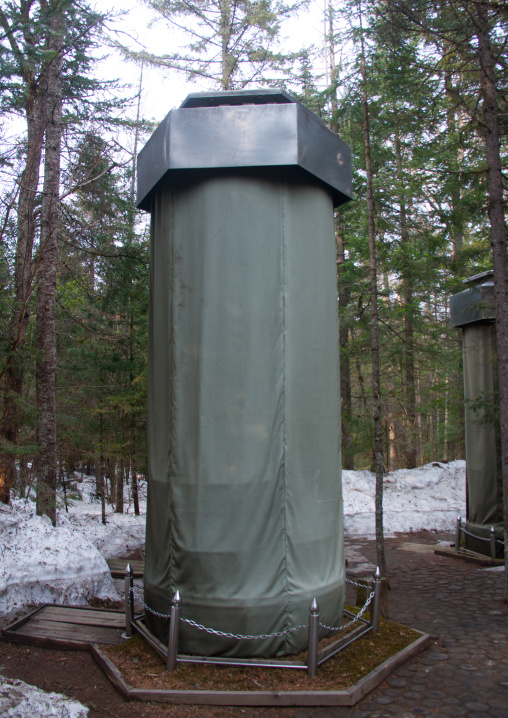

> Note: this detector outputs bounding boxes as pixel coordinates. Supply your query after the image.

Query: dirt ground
[0,640,290,718]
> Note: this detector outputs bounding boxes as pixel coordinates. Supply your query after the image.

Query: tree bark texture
[220,0,233,90]
[95,454,106,525]
[394,133,416,468]
[36,3,63,525]
[360,10,387,578]
[444,67,464,261]
[474,3,508,600]
[0,2,46,502]
[337,221,354,469]
[115,460,124,513]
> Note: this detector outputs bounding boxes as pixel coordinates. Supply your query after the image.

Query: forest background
[0,0,506,552]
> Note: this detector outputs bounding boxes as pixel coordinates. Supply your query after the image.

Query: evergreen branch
[60,161,122,200]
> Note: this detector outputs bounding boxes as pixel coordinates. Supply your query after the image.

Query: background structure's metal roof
[450,271,495,327]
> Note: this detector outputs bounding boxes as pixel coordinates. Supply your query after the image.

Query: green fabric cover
[144,169,344,657]
[462,323,503,529]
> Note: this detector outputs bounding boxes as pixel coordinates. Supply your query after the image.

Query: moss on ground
[102,613,421,693]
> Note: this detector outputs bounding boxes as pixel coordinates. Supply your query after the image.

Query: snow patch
[342,460,466,536]
[0,677,88,717]
[0,501,118,616]
[57,476,146,559]
[0,474,148,619]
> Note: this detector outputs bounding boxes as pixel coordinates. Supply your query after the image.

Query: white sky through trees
[99,0,329,123]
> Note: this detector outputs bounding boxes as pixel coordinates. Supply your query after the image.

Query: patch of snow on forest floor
[343,460,466,536]
[0,677,88,717]
[0,474,147,618]
[56,475,147,560]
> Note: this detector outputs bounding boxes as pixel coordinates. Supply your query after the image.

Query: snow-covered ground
[0,677,88,718]
[343,460,466,536]
[0,476,147,618]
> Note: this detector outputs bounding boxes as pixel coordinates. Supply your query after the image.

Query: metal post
[167,590,181,672]
[306,598,319,677]
[490,526,496,560]
[370,567,382,632]
[129,566,135,624]
[124,563,133,638]
[455,515,461,554]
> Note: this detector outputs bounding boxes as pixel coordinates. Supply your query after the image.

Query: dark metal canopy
[449,270,495,328]
[136,89,353,211]
[180,89,295,108]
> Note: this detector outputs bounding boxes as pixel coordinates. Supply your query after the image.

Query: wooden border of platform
[1,604,126,650]
[107,559,144,578]
[90,631,432,707]
[434,546,504,567]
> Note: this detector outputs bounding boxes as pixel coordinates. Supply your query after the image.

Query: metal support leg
[370,567,382,632]
[167,590,181,672]
[455,516,461,554]
[490,526,496,560]
[129,566,135,625]
[124,563,133,638]
[306,598,319,677]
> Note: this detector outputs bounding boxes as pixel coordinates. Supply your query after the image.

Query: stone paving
[295,532,508,718]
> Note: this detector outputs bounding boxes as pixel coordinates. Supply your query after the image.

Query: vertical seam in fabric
[281,176,291,654]
[168,186,176,599]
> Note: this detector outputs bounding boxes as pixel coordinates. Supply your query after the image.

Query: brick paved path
[297,532,508,718]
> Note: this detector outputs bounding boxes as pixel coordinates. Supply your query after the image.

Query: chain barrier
[346,577,372,589]
[180,618,307,641]
[459,526,505,546]
[130,587,173,619]
[130,582,376,642]
[320,590,375,633]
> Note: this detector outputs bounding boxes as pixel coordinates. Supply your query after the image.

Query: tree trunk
[325,17,353,469]
[360,7,387,578]
[328,0,339,134]
[0,5,46,504]
[96,454,106,525]
[355,351,369,422]
[474,3,508,601]
[444,68,464,261]
[115,459,124,513]
[105,457,114,502]
[394,133,416,468]
[220,0,233,90]
[131,459,140,517]
[36,4,63,525]
[337,220,354,469]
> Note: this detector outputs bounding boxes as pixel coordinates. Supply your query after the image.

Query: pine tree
[0,0,134,514]
[123,0,303,90]
[378,0,508,601]
[35,0,64,523]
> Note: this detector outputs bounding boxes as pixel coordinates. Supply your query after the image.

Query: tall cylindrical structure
[137,90,353,657]
[450,271,504,558]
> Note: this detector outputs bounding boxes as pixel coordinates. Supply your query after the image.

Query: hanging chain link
[130,587,173,619]
[346,577,372,589]
[319,590,375,632]
[180,618,307,641]
[130,581,376,641]
[460,527,490,542]
[459,526,505,546]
